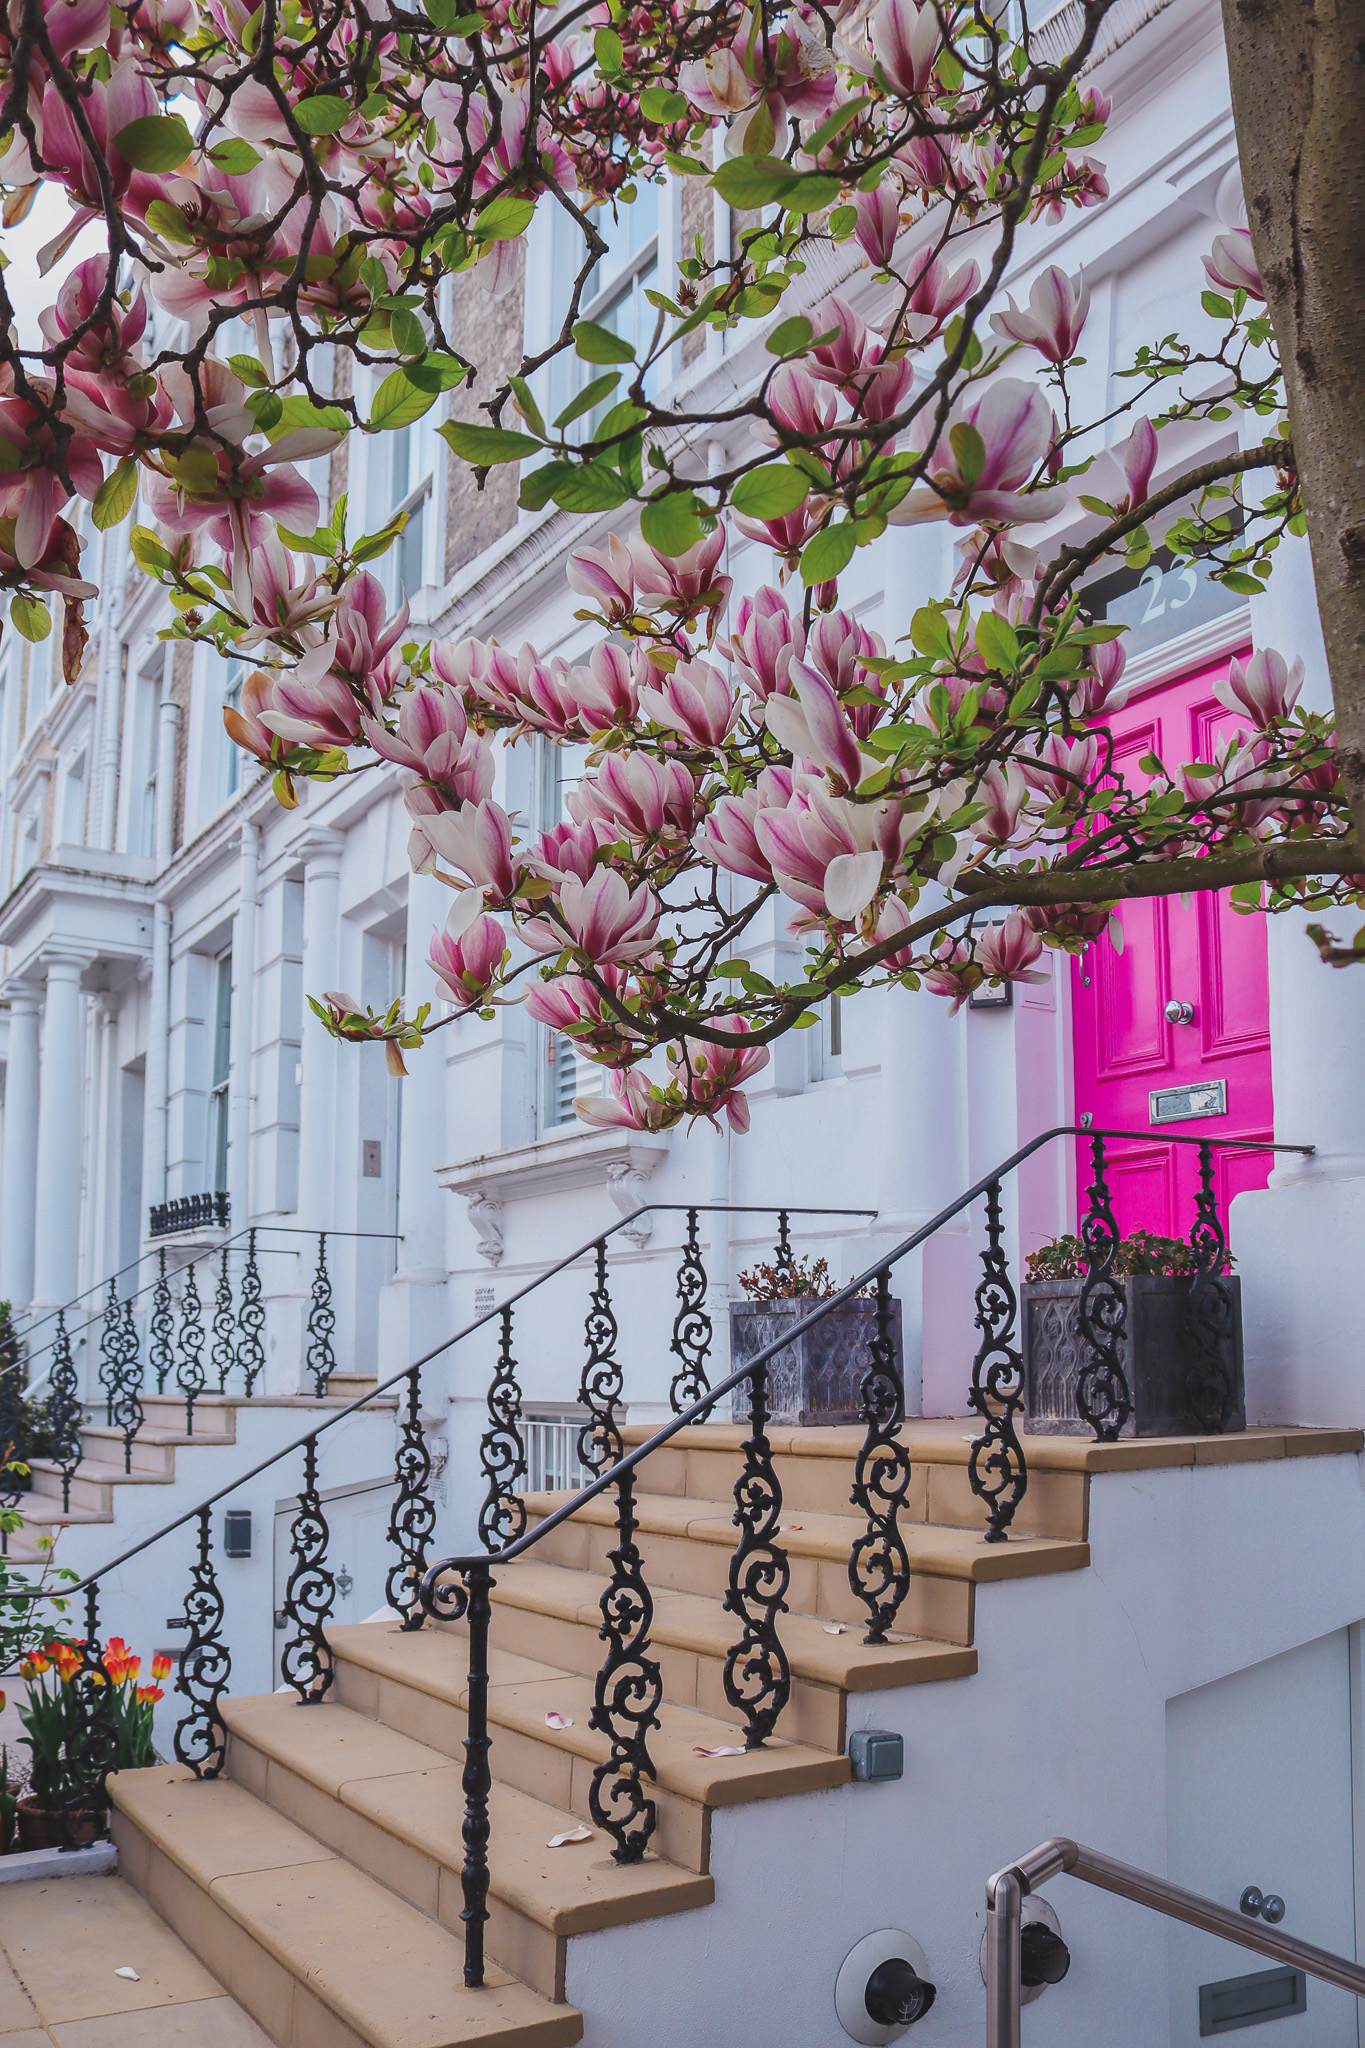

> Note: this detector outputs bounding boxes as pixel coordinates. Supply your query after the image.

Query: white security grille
[525,1410,593,1495]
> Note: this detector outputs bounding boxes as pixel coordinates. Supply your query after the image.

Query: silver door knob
[1164,999,1195,1025]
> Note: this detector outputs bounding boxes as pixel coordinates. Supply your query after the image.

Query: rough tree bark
[1220,0,1365,849]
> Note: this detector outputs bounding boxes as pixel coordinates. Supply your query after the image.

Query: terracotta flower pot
[15,1796,101,1851]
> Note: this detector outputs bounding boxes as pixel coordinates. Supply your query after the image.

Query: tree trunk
[1220,0,1365,847]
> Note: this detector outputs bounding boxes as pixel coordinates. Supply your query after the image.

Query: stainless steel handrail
[985,1837,1365,2046]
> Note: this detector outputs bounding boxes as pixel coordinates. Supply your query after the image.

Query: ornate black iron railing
[4,1129,1313,1997]
[149,1192,231,1239]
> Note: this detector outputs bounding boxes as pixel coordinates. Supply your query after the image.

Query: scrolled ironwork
[848,1266,913,1644]
[478,1305,526,1551]
[149,1249,174,1393]
[1184,1140,1236,1430]
[772,1209,795,1287]
[668,1209,712,1413]
[589,1468,661,1860]
[722,1357,791,1748]
[1076,1135,1132,1440]
[235,1228,266,1395]
[0,1306,23,1530]
[305,1232,337,1396]
[173,1505,231,1778]
[98,1279,121,1426]
[46,1308,82,1514]
[210,1247,235,1393]
[112,1295,144,1475]
[63,1585,119,1841]
[280,1435,335,1703]
[386,1366,437,1629]
[967,1180,1028,1543]
[577,1239,623,1475]
[458,1561,493,1988]
[176,1262,206,1433]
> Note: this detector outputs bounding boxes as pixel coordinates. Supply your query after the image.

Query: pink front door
[1070,650,1275,1238]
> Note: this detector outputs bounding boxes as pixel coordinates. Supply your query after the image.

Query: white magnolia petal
[824,849,884,922]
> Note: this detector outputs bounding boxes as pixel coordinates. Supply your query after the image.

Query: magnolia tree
[0,0,1361,1134]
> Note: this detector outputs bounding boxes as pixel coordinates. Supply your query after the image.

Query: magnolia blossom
[571,751,698,843]
[1084,417,1159,516]
[855,183,900,268]
[871,0,940,95]
[567,536,636,622]
[223,670,282,765]
[429,911,507,1010]
[765,660,877,788]
[523,964,640,1061]
[637,656,737,747]
[1071,637,1129,716]
[694,765,794,884]
[974,762,1032,845]
[990,266,1090,365]
[896,248,980,344]
[526,868,661,964]
[1022,732,1102,805]
[574,1067,681,1134]
[668,1023,770,1132]
[753,772,905,922]
[977,912,1048,988]
[889,380,1070,528]
[630,529,730,626]
[362,682,494,806]
[1203,228,1263,300]
[721,586,804,711]
[566,642,639,728]
[410,797,517,902]
[922,934,977,1012]
[1214,648,1304,727]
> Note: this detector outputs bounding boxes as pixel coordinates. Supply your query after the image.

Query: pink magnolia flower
[977,912,1048,988]
[896,247,980,345]
[39,0,111,61]
[871,893,920,972]
[527,868,661,964]
[566,642,638,728]
[223,670,283,765]
[809,298,869,387]
[975,762,1033,845]
[573,1067,682,1133]
[1031,155,1110,226]
[630,528,729,621]
[990,266,1090,365]
[761,363,836,442]
[888,379,1070,529]
[731,498,825,567]
[694,766,794,884]
[679,42,756,116]
[953,530,1039,607]
[571,751,698,843]
[259,663,364,750]
[429,911,507,1010]
[362,683,494,807]
[38,60,162,212]
[1021,733,1102,805]
[1084,417,1159,516]
[1071,637,1129,716]
[668,1022,770,1133]
[871,0,940,94]
[1021,902,1113,944]
[567,536,635,622]
[764,659,867,788]
[720,585,805,709]
[1214,647,1303,726]
[525,816,618,885]
[754,773,902,922]
[524,964,640,1061]
[0,391,104,568]
[637,656,737,747]
[328,573,409,688]
[410,797,518,901]
[432,635,521,722]
[922,934,977,1013]
[855,183,900,267]
[1203,228,1263,300]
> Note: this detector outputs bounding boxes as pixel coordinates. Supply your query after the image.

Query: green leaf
[828,202,857,240]
[266,395,350,440]
[640,86,688,125]
[369,369,438,431]
[640,492,706,557]
[9,591,50,642]
[423,0,483,26]
[741,99,776,158]
[711,156,797,210]
[113,113,193,171]
[405,355,469,393]
[247,390,283,432]
[440,420,542,464]
[800,522,857,586]
[474,193,535,243]
[1220,570,1266,595]
[551,464,630,513]
[594,26,623,71]
[130,525,175,576]
[785,171,842,214]
[975,609,1020,673]
[143,198,194,245]
[509,376,546,438]
[228,353,270,388]
[949,421,986,485]
[805,95,869,158]
[573,319,636,365]
[294,95,352,135]
[765,315,813,357]
[910,606,953,661]
[519,460,572,512]
[206,138,261,174]
[1201,290,1233,321]
[554,372,620,431]
[731,463,809,519]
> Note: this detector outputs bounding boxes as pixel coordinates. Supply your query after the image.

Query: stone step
[28,1456,176,1513]
[221,1692,713,2004]
[521,1489,1089,1645]
[328,1620,847,1875]
[80,1423,182,1476]
[110,1764,584,2048]
[473,1557,975,1752]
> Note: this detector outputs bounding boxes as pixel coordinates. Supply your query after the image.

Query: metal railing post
[985,1867,1023,2048]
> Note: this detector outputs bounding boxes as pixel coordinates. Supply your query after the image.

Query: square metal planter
[729,1297,904,1428]
[1022,1274,1246,1437]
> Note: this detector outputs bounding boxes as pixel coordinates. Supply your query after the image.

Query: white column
[228,821,259,1228]
[296,830,342,1230]
[1,991,40,1310]
[32,957,85,1310]
[92,524,127,852]
[378,870,450,1377]
[140,696,179,1234]
[88,998,116,1285]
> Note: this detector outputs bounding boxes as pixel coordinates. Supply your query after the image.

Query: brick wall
[444,256,527,581]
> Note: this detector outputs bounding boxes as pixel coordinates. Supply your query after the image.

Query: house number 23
[1139,561,1199,622]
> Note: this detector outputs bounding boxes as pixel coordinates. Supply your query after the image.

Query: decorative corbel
[606,1160,656,1248]
[465,1188,505,1266]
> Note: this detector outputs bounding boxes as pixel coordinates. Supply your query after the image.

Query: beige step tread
[522,1489,1089,1583]
[110,1765,583,2048]
[28,1455,175,1486]
[12,1496,112,1527]
[489,1558,975,1691]
[222,1693,714,1938]
[82,1423,198,1447]
[329,1622,849,1808]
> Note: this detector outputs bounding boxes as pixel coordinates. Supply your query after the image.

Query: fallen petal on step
[693,1744,746,1757]
[544,1710,573,1729]
[547,1825,594,1847]
[114,1968,140,1982]
[823,1622,847,1635]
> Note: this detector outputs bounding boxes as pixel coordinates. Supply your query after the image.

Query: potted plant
[1022,1230,1245,1437]
[730,1255,904,1428]
[16,1635,170,1849]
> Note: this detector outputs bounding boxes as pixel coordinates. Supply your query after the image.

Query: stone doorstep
[0,1841,116,1886]
[109,1766,583,2048]
[219,1693,714,2003]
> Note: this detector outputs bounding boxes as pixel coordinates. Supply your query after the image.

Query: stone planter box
[729,1297,904,1428]
[1022,1274,1245,1437]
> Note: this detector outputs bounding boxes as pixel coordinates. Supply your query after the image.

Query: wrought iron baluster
[149,1249,174,1392]
[210,1248,235,1393]
[848,1266,912,1644]
[98,1279,120,1425]
[590,1468,662,1858]
[280,1435,335,1703]
[386,1366,436,1629]
[174,1505,231,1778]
[1184,1139,1236,1430]
[668,1209,712,1413]
[235,1228,265,1395]
[112,1295,143,1475]
[305,1233,336,1396]
[478,1306,526,1551]
[577,1239,623,1475]
[0,1307,23,1534]
[176,1262,206,1434]
[723,1357,791,1747]
[772,1209,795,1287]
[65,1585,118,1842]
[967,1181,1028,1543]
[1076,1135,1132,1440]
[47,1309,82,1514]
[442,1561,492,1990]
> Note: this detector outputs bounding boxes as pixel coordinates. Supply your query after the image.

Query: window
[209,652,245,812]
[27,606,54,703]
[206,950,232,1194]
[368,410,437,608]
[129,652,163,858]
[16,810,38,881]
[58,745,86,847]
[543,190,661,438]
[543,737,606,1127]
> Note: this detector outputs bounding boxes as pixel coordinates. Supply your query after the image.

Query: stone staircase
[106,1419,1100,2048]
